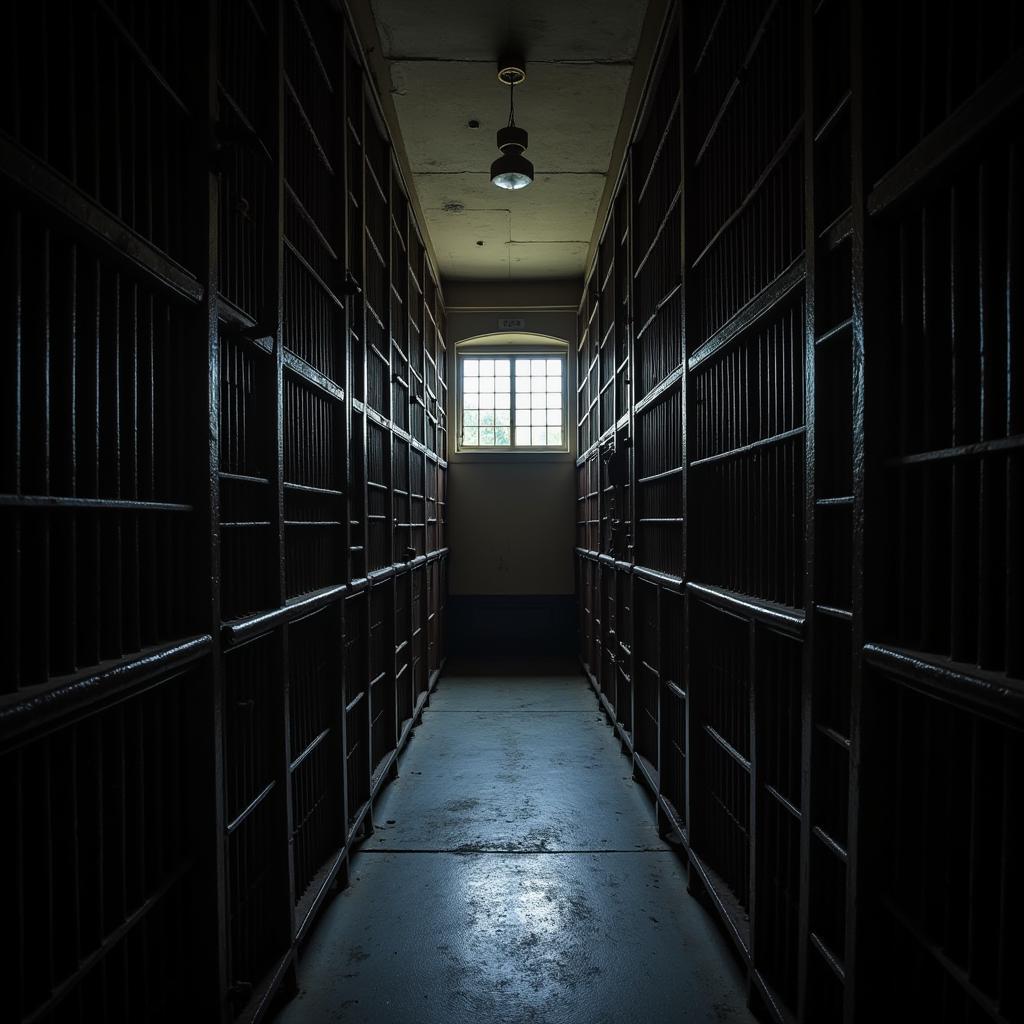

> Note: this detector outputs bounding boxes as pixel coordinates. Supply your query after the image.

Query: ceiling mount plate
[497,58,526,86]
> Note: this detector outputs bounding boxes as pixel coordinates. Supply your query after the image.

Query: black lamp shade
[491,123,533,190]
[490,151,534,190]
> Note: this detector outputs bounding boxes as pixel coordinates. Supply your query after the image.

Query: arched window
[455,335,569,452]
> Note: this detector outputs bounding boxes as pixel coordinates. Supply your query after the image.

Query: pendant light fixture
[491,61,533,190]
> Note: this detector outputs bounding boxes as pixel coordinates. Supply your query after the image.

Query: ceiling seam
[412,171,609,176]
[382,56,636,66]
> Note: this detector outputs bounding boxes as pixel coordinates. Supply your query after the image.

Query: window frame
[456,349,570,453]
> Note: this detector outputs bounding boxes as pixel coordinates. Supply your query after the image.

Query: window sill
[450,450,575,464]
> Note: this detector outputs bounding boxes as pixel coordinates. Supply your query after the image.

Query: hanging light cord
[506,80,516,128]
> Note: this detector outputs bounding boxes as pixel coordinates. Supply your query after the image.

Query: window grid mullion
[512,357,519,448]
[458,351,566,452]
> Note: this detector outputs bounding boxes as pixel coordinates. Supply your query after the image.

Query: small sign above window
[497,317,526,329]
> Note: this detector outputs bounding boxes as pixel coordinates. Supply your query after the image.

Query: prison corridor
[273,663,752,1024]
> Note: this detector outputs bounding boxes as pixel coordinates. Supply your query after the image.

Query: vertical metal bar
[798,0,816,1015]
[845,0,878,1016]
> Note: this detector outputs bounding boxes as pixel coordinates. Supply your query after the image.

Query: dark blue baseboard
[448,594,576,657]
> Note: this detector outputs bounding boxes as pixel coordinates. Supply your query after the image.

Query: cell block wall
[1,2,448,1022]
[575,2,1024,1022]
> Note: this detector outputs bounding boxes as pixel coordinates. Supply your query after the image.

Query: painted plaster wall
[446,282,578,596]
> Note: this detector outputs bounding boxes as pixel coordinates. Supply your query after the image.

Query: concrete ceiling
[369,0,650,283]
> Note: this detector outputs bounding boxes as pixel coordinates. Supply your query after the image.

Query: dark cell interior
[1,1,1021,1022]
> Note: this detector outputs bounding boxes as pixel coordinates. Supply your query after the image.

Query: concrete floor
[275,661,754,1024]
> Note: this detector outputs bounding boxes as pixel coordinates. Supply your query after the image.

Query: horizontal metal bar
[690,425,805,469]
[226,780,276,835]
[686,581,805,636]
[665,680,687,702]
[863,643,1024,727]
[687,848,752,961]
[0,135,203,303]
[809,932,846,983]
[885,433,1024,467]
[634,564,685,590]
[814,90,851,144]
[688,257,806,371]
[633,364,685,418]
[216,295,261,333]
[816,723,851,750]
[634,188,682,277]
[638,465,685,486]
[283,482,344,497]
[293,846,347,945]
[0,494,192,511]
[221,472,272,486]
[222,584,347,646]
[693,0,781,165]
[634,281,683,342]
[283,75,335,177]
[635,93,682,204]
[816,603,853,622]
[290,727,331,774]
[691,117,803,270]
[96,0,192,117]
[869,52,1024,216]
[821,207,853,250]
[703,723,752,772]
[764,783,801,821]
[284,349,345,402]
[815,317,853,346]
[812,825,848,863]
[0,635,213,750]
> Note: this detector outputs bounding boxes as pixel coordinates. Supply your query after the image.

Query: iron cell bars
[574,1,1024,1022]
[0,1,448,1022]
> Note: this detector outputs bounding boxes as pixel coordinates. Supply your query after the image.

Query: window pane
[465,353,565,449]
